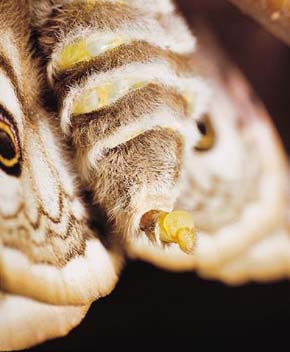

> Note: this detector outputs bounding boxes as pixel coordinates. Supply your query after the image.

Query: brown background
[179,0,290,151]
[28,1,290,351]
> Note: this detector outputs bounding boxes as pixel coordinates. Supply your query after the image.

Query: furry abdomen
[32,0,210,242]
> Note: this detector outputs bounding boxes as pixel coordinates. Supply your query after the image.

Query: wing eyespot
[194,114,216,152]
[0,108,21,177]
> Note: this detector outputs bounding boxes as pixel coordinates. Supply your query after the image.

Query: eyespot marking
[0,106,21,176]
[194,114,216,152]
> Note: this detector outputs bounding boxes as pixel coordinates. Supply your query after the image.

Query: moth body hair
[31,0,211,249]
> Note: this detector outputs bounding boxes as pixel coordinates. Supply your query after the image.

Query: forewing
[0,291,88,351]
[0,0,122,305]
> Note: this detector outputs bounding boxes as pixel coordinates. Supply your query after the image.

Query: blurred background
[27,1,290,350]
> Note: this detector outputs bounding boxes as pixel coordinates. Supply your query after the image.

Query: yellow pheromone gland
[58,39,90,71]
[58,35,202,118]
[72,83,116,115]
[57,37,123,71]
[159,210,196,253]
[140,210,196,254]
[71,80,149,115]
[71,77,199,117]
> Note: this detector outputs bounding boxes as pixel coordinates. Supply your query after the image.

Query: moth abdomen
[65,61,208,150]
[38,1,194,68]
[52,40,194,92]
[86,128,186,236]
[68,79,195,164]
[34,0,210,251]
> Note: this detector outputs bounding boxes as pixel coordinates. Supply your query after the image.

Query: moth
[0,0,289,350]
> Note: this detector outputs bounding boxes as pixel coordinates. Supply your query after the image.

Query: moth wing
[0,2,123,305]
[126,27,289,280]
[0,106,123,306]
[198,187,290,284]
[191,40,287,276]
[0,291,88,351]
[200,227,290,285]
